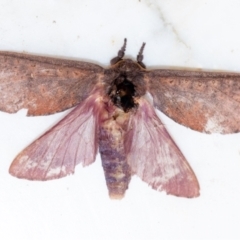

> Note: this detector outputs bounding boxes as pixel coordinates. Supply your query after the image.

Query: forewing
[9,90,102,180]
[125,96,199,198]
[146,69,240,134]
[0,52,104,115]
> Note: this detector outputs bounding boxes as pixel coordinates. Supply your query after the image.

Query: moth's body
[100,59,146,198]
[2,39,240,199]
[99,105,131,198]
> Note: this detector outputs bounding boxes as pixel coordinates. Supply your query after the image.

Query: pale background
[0,0,240,239]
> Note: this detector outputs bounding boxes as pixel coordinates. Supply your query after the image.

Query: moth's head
[110,38,146,70]
[110,59,144,72]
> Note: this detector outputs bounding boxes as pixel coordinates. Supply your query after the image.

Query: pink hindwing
[125,96,200,197]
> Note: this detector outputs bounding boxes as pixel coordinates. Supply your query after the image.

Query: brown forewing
[0,52,104,115]
[146,69,240,134]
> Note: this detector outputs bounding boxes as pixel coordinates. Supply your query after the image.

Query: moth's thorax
[104,59,147,112]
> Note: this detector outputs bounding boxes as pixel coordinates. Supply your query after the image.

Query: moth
[1,39,240,199]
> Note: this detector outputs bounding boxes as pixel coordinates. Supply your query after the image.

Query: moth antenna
[110,38,127,65]
[118,38,127,58]
[137,42,146,68]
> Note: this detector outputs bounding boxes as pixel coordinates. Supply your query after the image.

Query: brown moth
[1,39,240,199]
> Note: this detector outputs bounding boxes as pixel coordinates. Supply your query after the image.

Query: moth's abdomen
[99,108,131,199]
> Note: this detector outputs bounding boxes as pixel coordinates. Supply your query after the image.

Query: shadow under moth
[1,39,240,199]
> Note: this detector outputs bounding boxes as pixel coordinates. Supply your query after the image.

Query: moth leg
[137,42,146,68]
[110,38,127,65]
